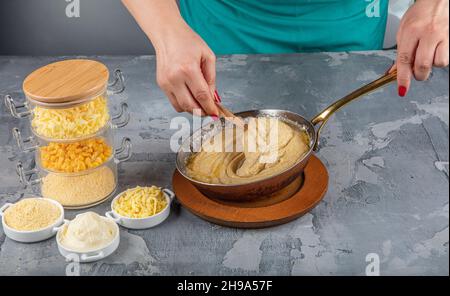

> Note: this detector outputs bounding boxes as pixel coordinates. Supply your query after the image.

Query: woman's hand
[396,0,449,97]
[122,0,218,116]
[154,22,218,116]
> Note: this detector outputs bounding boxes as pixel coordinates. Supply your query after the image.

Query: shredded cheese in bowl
[113,186,168,219]
[31,95,110,140]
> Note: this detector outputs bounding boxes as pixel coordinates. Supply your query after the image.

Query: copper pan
[176,69,397,201]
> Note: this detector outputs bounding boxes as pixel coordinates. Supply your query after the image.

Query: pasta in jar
[40,138,113,173]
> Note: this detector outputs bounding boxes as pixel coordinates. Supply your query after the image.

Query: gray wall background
[0,0,408,56]
[0,0,156,55]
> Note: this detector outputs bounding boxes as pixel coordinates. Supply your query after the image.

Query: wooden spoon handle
[216,103,246,128]
[213,91,246,128]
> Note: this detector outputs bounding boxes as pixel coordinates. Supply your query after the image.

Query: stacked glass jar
[5,59,132,209]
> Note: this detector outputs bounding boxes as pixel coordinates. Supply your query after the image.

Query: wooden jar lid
[23,59,109,104]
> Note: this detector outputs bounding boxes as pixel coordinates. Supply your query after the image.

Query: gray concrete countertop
[0,51,448,276]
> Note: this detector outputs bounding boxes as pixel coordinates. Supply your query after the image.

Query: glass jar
[4,59,129,141]
[13,126,116,174]
[12,117,117,153]
[36,132,115,174]
[16,138,132,209]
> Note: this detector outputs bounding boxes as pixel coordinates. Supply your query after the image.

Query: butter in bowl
[106,186,174,230]
[56,212,120,263]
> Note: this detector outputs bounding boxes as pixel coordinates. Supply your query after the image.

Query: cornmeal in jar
[40,138,112,173]
[41,165,116,207]
[31,96,110,139]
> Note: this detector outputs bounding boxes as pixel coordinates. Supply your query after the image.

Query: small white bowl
[105,188,174,230]
[56,215,120,263]
[0,198,65,243]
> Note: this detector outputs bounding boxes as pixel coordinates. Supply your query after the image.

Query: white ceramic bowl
[0,198,65,243]
[105,188,174,230]
[56,215,120,263]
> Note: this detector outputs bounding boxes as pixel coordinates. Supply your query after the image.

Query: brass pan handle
[311,68,397,151]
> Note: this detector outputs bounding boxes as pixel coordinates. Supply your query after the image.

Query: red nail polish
[214,90,221,103]
[398,86,407,97]
[211,115,219,121]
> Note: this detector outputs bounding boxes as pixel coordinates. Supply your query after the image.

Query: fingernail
[398,86,407,97]
[211,115,219,121]
[214,90,221,103]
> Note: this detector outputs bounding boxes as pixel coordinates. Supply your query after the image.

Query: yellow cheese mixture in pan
[186,118,310,185]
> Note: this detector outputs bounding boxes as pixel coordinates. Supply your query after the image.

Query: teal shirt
[180,0,388,54]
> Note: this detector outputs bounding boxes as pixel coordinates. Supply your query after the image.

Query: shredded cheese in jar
[113,186,168,218]
[40,138,113,173]
[31,96,110,140]
[4,198,61,231]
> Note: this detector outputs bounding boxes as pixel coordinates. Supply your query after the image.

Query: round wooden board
[173,155,328,229]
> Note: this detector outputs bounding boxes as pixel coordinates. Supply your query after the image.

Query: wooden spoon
[213,91,246,128]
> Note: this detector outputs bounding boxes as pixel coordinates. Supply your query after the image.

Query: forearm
[413,0,449,16]
[121,0,187,51]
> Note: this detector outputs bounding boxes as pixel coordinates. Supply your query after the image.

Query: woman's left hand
[395,0,449,97]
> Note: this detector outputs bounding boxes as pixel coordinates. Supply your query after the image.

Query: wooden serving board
[173,155,328,229]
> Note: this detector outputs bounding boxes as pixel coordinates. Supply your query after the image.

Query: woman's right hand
[154,21,218,116]
[122,0,218,115]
